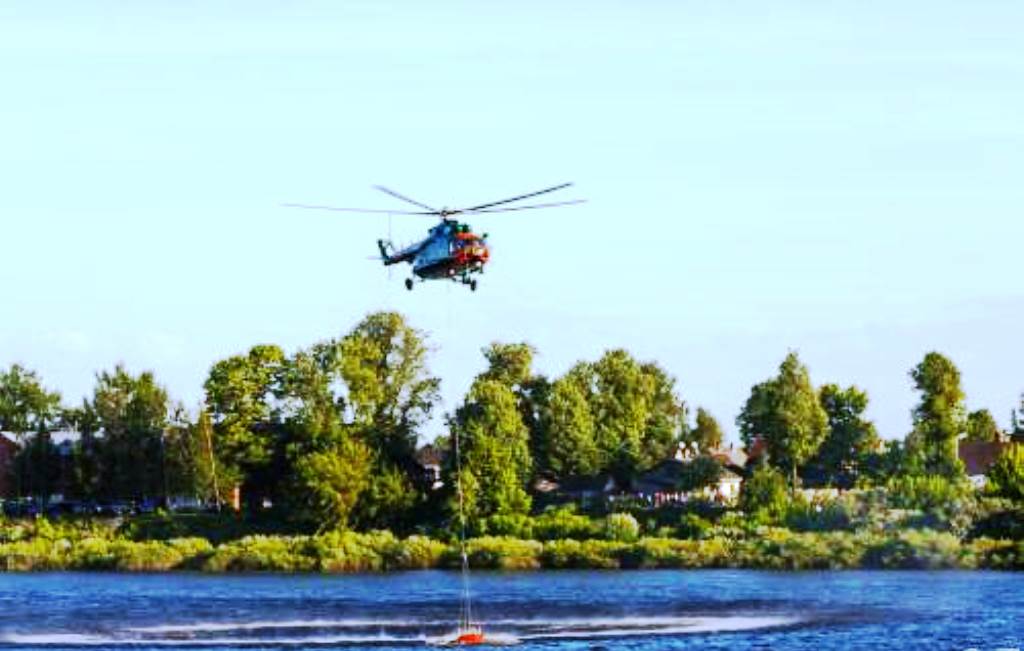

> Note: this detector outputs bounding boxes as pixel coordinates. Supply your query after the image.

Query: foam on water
[1,614,802,646]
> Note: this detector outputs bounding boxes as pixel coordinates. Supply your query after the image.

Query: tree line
[1,311,1022,531]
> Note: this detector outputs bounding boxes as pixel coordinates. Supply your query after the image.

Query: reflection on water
[0,571,1019,650]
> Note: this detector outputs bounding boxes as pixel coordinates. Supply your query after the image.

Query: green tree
[451,379,532,521]
[986,444,1024,501]
[163,405,224,504]
[805,384,879,487]
[12,427,60,500]
[332,312,439,528]
[678,454,724,493]
[965,408,1002,443]
[1013,395,1024,443]
[90,365,170,501]
[861,439,908,486]
[62,401,102,499]
[566,350,686,481]
[739,463,788,523]
[0,364,62,434]
[204,344,287,507]
[293,436,372,531]
[479,342,550,475]
[480,342,535,388]
[687,407,724,452]
[905,352,966,476]
[541,376,600,477]
[0,364,62,497]
[335,312,439,469]
[736,352,828,489]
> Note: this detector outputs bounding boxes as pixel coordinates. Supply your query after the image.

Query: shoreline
[1,529,1021,573]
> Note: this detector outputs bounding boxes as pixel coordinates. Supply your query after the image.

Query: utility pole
[201,413,221,513]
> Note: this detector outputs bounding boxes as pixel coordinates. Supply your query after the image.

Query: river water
[0,571,1020,650]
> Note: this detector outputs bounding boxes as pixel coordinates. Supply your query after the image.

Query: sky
[2,1,1023,443]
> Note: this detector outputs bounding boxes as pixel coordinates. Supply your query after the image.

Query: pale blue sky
[2,1,1022,442]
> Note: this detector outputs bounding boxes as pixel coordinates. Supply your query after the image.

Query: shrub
[532,506,595,541]
[863,529,968,569]
[676,513,713,540]
[986,444,1024,501]
[460,536,542,570]
[541,539,622,569]
[887,475,971,511]
[785,497,853,532]
[203,535,316,572]
[887,475,976,534]
[603,513,639,542]
[394,535,448,569]
[970,501,1024,541]
[970,537,1024,570]
[739,465,788,524]
[481,514,533,539]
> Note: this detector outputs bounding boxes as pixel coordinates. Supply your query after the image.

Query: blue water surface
[0,570,1020,650]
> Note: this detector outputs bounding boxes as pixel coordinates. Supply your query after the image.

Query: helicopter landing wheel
[405,278,414,291]
[470,280,478,292]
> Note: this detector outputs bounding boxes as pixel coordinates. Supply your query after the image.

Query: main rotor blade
[461,183,573,212]
[463,199,587,214]
[373,186,440,213]
[281,203,432,215]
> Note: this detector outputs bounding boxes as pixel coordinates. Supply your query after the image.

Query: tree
[450,379,532,521]
[336,312,439,468]
[333,312,440,528]
[739,463,788,523]
[479,342,550,475]
[687,407,724,453]
[736,352,828,489]
[12,427,60,500]
[293,436,372,531]
[163,406,224,504]
[678,454,724,493]
[480,342,535,388]
[986,444,1024,501]
[0,364,62,497]
[1009,394,1024,443]
[0,364,62,434]
[906,352,966,476]
[805,384,879,487]
[565,350,686,481]
[62,401,102,499]
[90,365,169,501]
[204,344,287,507]
[541,377,600,477]
[965,409,1002,443]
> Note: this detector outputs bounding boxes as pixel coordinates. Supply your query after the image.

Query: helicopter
[285,183,584,291]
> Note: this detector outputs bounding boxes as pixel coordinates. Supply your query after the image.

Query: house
[958,439,1011,488]
[414,443,446,491]
[634,455,743,506]
[0,433,20,497]
[634,459,686,498]
[534,473,619,507]
[675,441,749,471]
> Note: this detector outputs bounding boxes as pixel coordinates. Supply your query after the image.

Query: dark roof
[414,444,446,467]
[958,439,1010,476]
[634,459,685,493]
[556,474,617,494]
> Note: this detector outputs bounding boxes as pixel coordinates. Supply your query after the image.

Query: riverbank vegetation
[1,504,1023,572]
[2,310,1024,571]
